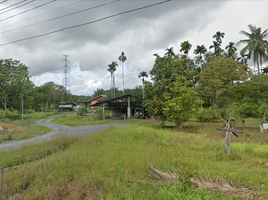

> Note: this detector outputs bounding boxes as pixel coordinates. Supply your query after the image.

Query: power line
[0,1,8,5]
[0,0,27,12]
[1,0,85,30]
[0,0,57,23]
[0,0,36,15]
[1,0,121,34]
[0,0,172,47]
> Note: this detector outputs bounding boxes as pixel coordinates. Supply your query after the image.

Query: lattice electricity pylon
[62,54,70,92]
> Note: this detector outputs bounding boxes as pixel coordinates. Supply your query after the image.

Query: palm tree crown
[180,41,192,55]
[118,52,127,95]
[107,61,118,98]
[194,45,207,59]
[138,71,148,99]
[238,24,268,74]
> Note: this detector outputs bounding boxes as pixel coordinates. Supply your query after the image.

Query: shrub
[195,108,219,122]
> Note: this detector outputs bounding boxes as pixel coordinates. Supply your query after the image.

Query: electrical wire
[0,0,8,5]
[0,0,57,23]
[0,0,36,15]
[1,0,85,30]
[0,0,172,46]
[1,0,121,34]
[0,0,27,12]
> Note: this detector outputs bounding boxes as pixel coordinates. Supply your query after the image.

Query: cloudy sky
[0,0,267,96]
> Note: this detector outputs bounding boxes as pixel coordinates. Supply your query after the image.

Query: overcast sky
[0,0,267,96]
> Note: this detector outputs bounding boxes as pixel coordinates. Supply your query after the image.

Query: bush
[195,108,219,122]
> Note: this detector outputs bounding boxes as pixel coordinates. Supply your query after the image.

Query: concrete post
[226,131,231,155]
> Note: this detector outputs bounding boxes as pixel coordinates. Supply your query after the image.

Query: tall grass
[1,124,268,199]
[0,111,56,143]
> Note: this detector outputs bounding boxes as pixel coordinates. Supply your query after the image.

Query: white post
[127,96,131,119]
[226,131,231,155]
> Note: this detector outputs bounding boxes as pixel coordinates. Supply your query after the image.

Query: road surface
[0,118,130,151]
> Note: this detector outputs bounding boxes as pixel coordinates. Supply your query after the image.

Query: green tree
[194,45,207,60]
[210,31,225,56]
[225,42,237,59]
[0,59,30,117]
[180,41,192,55]
[107,61,118,98]
[244,75,268,120]
[238,24,268,75]
[194,45,207,70]
[145,48,199,122]
[118,52,127,95]
[163,76,199,130]
[198,57,249,118]
[138,71,148,99]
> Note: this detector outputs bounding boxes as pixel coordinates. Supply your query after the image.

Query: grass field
[0,112,57,143]
[0,114,268,199]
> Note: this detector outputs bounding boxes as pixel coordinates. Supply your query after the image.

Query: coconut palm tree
[225,42,237,59]
[138,71,148,99]
[107,61,118,98]
[238,24,268,75]
[180,41,192,55]
[118,52,127,95]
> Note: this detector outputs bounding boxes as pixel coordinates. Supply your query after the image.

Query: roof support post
[128,96,131,119]
[103,103,105,120]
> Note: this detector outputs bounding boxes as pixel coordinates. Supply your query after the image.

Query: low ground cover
[0,122,267,199]
[0,112,56,143]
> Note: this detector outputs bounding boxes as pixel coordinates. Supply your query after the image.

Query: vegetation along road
[0,117,129,151]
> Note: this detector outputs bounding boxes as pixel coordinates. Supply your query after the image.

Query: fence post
[0,167,3,200]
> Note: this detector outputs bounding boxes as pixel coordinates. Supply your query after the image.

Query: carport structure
[92,94,143,119]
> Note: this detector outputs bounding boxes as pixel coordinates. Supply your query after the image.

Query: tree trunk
[262,106,268,123]
[1,99,9,117]
[176,122,183,131]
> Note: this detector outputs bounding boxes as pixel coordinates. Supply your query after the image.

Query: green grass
[1,124,268,199]
[0,111,56,143]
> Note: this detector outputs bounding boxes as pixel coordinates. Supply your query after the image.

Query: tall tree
[194,45,207,59]
[180,41,192,55]
[210,31,225,56]
[163,76,199,130]
[225,42,237,59]
[198,57,249,118]
[145,48,199,123]
[107,61,118,98]
[138,71,148,99]
[118,52,127,95]
[0,59,30,117]
[238,24,268,75]
[194,45,207,70]
[213,31,225,44]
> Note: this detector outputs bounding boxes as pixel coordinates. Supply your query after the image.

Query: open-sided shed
[92,94,143,119]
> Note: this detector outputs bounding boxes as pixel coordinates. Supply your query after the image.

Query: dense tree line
[144,24,268,129]
[1,24,268,126]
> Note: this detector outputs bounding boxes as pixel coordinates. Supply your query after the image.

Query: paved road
[0,118,130,151]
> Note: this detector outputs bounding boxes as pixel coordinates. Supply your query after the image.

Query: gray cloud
[0,0,266,95]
